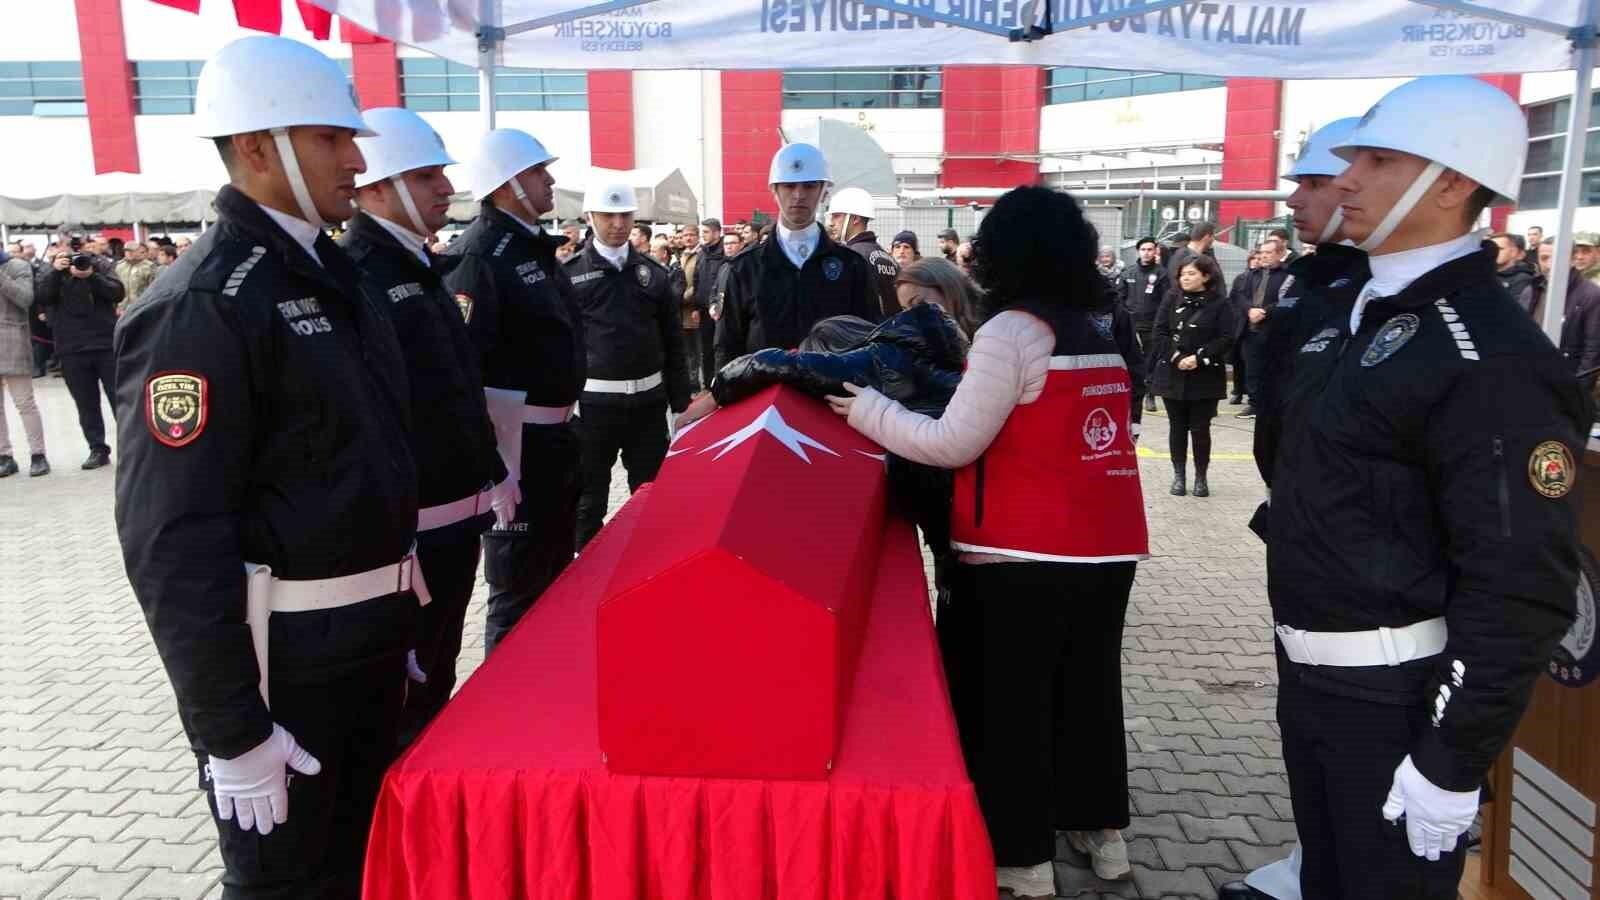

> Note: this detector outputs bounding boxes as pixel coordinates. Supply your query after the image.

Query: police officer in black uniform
[114,37,420,898]
[341,108,512,743]
[1119,237,1169,413]
[444,128,583,655]
[715,142,882,367]
[1262,77,1585,900]
[826,186,900,319]
[565,181,691,548]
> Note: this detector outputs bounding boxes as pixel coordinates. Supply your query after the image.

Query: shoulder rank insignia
[1360,313,1420,367]
[146,372,207,448]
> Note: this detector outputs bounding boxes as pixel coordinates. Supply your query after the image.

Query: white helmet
[1332,76,1526,203]
[354,107,454,188]
[827,187,874,219]
[463,129,558,201]
[583,182,638,214]
[769,142,831,185]
[195,36,371,230]
[194,36,371,139]
[1286,117,1360,183]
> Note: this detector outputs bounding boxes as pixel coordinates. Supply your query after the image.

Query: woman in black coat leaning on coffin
[1149,253,1236,498]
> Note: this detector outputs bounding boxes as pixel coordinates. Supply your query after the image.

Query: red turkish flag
[147,0,201,12]
[231,0,282,33]
[296,1,332,39]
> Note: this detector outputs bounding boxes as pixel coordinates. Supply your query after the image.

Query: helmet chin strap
[270,127,326,231]
[1356,161,1445,254]
[507,174,545,225]
[390,175,431,239]
[1316,207,1345,245]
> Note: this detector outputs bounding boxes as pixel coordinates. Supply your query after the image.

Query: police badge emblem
[822,258,843,281]
[454,293,474,323]
[145,372,207,448]
[1529,440,1576,499]
[1360,313,1420,367]
[635,264,651,288]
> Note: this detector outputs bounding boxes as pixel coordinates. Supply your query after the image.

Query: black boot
[29,454,50,477]
[1217,882,1275,900]
[1143,395,1157,413]
[1192,473,1210,497]
[0,455,16,478]
[1171,469,1187,496]
[82,448,110,470]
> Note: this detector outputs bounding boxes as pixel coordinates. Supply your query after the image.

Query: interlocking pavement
[1,377,1292,900]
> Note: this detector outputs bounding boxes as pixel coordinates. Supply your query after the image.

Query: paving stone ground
[1,377,1290,900]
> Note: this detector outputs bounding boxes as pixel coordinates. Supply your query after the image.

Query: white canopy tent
[310,0,1600,342]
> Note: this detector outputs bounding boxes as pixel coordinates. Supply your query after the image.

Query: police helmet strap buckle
[1357,160,1445,253]
[390,175,430,239]
[270,127,327,230]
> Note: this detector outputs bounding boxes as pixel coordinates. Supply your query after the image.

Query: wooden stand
[1477,444,1600,900]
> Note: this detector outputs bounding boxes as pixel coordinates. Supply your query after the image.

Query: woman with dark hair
[827,185,1148,897]
[1150,254,1235,497]
[896,256,979,339]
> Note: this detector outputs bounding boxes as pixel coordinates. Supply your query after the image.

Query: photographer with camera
[39,241,123,469]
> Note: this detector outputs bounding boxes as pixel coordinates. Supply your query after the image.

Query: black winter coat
[1149,291,1235,401]
[1119,261,1169,328]
[1498,259,1537,303]
[39,262,123,355]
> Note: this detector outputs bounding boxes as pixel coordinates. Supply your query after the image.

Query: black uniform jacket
[443,203,584,407]
[112,185,418,759]
[339,212,505,510]
[1266,244,1585,791]
[1148,290,1235,401]
[564,240,692,413]
[39,263,124,355]
[1253,242,1371,487]
[844,230,901,319]
[1118,260,1169,329]
[714,227,882,368]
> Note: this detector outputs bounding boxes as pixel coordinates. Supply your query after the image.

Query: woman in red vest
[829,186,1149,898]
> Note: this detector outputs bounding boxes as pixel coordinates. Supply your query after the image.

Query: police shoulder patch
[1530,440,1576,499]
[636,263,652,288]
[1360,313,1420,367]
[146,371,207,448]
[822,257,843,282]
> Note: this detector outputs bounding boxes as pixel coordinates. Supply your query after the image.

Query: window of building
[400,59,586,112]
[0,62,85,116]
[133,61,204,115]
[1044,68,1223,105]
[1519,92,1600,209]
[781,68,941,109]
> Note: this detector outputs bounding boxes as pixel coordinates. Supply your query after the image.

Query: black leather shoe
[29,454,50,477]
[81,449,110,470]
[1171,473,1186,496]
[1143,395,1157,412]
[1228,394,1244,405]
[1217,881,1274,900]
[1192,475,1209,497]
[0,455,16,478]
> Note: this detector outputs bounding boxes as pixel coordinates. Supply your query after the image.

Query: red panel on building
[75,0,140,174]
[588,70,635,170]
[940,66,1042,192]
[350,40,400,109]
[720,70,783,222]
[1217,78,1283,227]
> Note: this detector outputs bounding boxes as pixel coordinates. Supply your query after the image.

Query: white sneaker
[1066,828,1131,881]
[996,861,1056,898]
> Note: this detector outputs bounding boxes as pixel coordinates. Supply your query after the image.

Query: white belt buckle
[1377,625,1402,666]
[397,552,414,595]
[1275,624,1315,666]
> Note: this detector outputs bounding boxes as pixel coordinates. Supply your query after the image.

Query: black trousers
[941,560,1135,866]
[59,350,114,453]
[32,339,51,377]
[1278,655,1468,900]
[1230,339,1249,399]
[575,398,668,548]
[201,592,415,899]
[1241,329,1270,400]
[397,522,484,747]
[1133,325,1153,406]
[1164,397,1218,474]
[697,318,717,388]
[483,422,579,655]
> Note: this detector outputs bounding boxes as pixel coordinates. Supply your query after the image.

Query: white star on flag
[698,405,840,463]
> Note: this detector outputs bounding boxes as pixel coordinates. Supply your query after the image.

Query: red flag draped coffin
[597,385,888,780]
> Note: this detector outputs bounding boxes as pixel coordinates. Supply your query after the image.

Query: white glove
[483,388,526,503]
[1381,754,1479,860]
[208,724,322,835]
[406,649,428,684]
[488,475,520,530]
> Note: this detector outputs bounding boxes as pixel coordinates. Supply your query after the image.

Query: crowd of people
[1,33,1587,900]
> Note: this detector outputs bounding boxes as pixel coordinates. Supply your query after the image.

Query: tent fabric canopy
[0,191,217,228]
[784,118,899,200]
[444,166,700,224]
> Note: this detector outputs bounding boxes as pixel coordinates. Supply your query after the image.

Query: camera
[70,253,93,271]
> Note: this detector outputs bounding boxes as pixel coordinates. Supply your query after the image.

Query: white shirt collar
[258,202,323,267]
[592,238,629,271]
[776,220,820,268]
[499,207,542,238]
[369,213,431,268]
[1350,232,1483,333]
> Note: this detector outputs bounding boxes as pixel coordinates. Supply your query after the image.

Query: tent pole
[1544,0,1599,344]
[478,0,500,133]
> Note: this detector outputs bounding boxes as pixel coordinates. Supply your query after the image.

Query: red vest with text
[950,327,1149,563]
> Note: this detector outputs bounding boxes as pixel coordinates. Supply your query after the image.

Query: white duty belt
[584,372,662,395]
[521,403,575,425]
[1275,617,1446,667]
[417,484,495,532]
[243,549,430,707]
